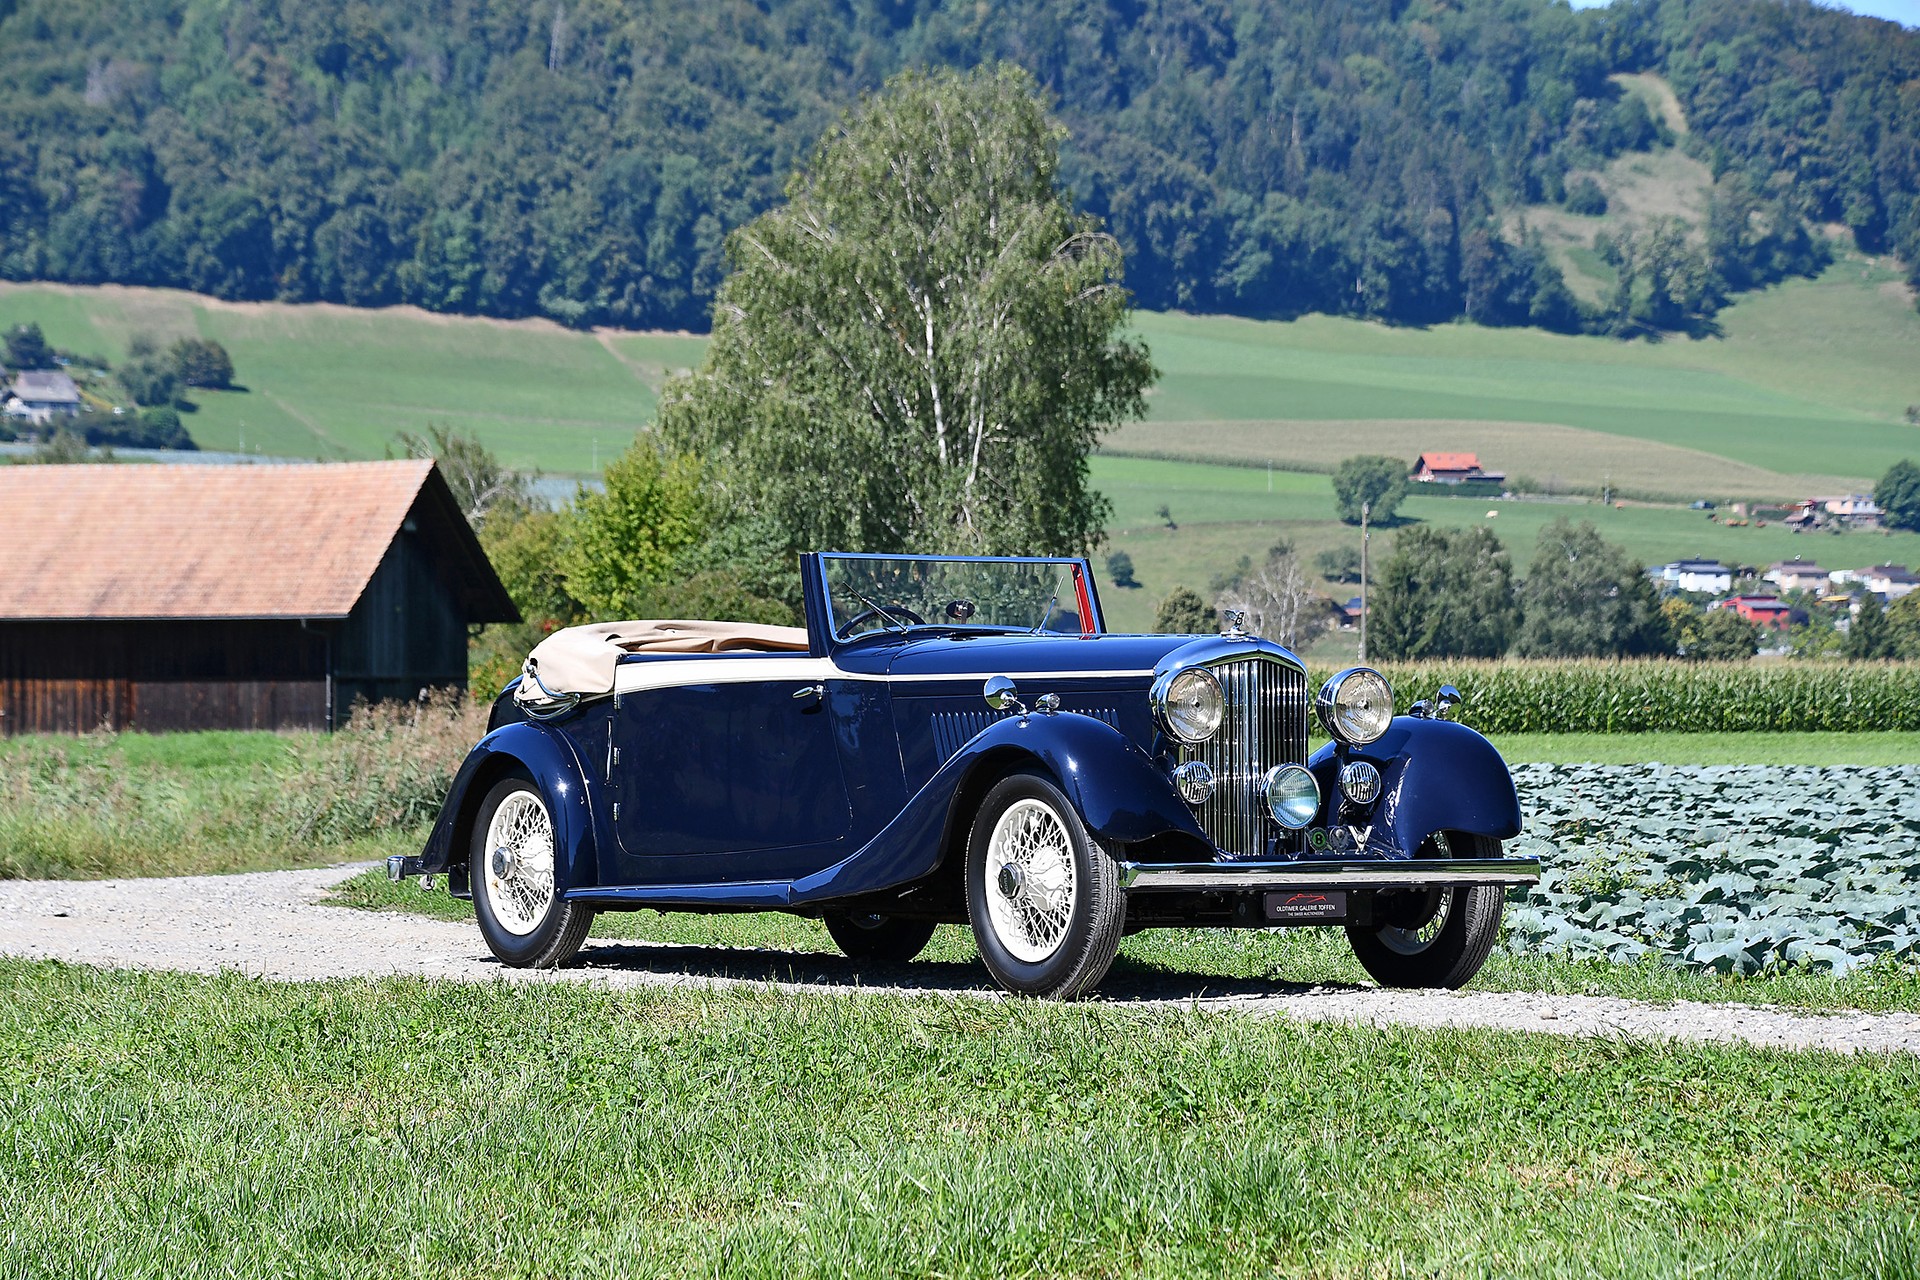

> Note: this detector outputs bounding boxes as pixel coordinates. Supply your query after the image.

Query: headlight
[1264,764,1321,829]
[1316,667,1393,745]
[1151,666,1225,743]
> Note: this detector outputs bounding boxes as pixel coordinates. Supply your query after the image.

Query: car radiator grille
[1186,658,1311,858]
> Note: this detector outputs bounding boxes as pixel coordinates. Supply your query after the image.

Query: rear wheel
[824,912,937,964]
[470,773,595,969]
[1345,831,1506,989]
[965,771,1125,999]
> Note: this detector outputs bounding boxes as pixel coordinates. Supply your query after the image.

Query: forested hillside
[0,0,1912,333]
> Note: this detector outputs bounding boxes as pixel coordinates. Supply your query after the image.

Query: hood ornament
[1220,609,1249,639]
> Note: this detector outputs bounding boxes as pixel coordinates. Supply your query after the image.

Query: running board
[1120,856,1541,893]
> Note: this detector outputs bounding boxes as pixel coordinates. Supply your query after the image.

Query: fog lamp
[1171,760,1215,806]
[1339,760,1382,806]
[1263,764,1321,830]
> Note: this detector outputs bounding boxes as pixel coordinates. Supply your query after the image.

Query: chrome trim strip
[1119,857,1542,892]
[611,658,1155,696]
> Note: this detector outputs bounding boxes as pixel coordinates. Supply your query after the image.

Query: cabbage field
[1505,764,1920,976]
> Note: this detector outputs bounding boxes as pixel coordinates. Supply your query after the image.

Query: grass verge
[334,871,1920,1014]
[2,959,1915,1279]
[0,696,480,880]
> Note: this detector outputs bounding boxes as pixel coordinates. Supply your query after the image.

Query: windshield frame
[809,552,1105,647]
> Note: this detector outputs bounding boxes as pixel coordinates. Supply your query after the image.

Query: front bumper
[1118,856,1540,893]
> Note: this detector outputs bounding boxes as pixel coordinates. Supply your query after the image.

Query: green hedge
[1308,660,1920,734]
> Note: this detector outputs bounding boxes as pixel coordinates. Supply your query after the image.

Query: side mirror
[1435,685,1462,721]
[983,675,1024,714]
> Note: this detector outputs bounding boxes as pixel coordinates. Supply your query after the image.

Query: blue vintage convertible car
[392,552,1536,998]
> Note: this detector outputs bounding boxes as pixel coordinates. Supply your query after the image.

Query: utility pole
[1359,500,1370,663]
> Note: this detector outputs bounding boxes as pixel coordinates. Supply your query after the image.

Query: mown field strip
[3,864,1916,1054]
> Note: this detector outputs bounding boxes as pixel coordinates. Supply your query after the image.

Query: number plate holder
[1263,889,1349,922]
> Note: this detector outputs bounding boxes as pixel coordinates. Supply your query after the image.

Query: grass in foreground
[333,871,1920,1014]
[2,959,1915,1279]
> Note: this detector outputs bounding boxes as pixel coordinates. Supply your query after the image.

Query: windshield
[823,555,1094,640]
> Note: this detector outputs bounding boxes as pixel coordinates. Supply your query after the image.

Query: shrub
[275,689,488,843]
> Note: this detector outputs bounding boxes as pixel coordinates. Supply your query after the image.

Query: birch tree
[658,64,1154,558]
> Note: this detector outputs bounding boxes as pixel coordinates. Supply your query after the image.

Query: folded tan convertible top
[516,619,810,704]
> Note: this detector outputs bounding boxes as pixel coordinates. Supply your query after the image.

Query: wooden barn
[0,460,518,734]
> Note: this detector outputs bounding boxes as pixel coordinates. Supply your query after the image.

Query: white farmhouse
[1655,558,1734,594]
[3,370,83,426]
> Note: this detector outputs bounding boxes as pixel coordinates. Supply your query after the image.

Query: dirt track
[3,863,1918,1055]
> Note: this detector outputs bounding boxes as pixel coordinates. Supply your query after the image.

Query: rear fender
[417,721,599,890]
[1308,717,1521,859]
[791,710,1206,903]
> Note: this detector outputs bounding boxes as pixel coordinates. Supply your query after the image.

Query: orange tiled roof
[1416,452,1482,472]
[0,460,441,619]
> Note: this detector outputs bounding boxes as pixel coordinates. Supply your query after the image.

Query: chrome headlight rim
[1263,763,1321,830]
[1316,666,1394,746]
[1151,665,1226,744]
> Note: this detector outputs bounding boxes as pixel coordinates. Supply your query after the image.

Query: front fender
[790,710,1206,903]
[1308,717,1522,860]
[418,720,599,890]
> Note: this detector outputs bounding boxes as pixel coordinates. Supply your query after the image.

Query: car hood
[881,631,1201,680]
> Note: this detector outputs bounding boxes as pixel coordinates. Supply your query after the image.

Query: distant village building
[1831,564,1920,600]
[1410,452,1506,487]
[1763,559,1830,592]
[1810,494,1883,529]
[1713,595,1796,631]
[1654,559,1734,594]
[4,370,82,426]
[0,461,517,735]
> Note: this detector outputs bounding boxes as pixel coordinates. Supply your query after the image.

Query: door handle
[792,683,825,702]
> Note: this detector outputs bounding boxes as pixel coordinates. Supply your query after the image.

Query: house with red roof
[1411,452,1506,486]
[1713,595,1797,631]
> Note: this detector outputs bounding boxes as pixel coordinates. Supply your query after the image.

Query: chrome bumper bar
[1119,856,1541,893]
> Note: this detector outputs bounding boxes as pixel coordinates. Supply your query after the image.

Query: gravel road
[4,863,1918,1055]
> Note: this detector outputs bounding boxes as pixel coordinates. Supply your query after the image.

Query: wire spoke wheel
[482,790,556,937]
[1345,831,1506,989]
[984,798,1080,964]
[1377,888,1452,956]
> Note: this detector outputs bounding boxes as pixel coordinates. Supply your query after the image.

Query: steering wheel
[836,604,926,638]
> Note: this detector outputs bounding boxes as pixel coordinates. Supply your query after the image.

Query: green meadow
[5,254,1916,626]
[1090,454,1920,635]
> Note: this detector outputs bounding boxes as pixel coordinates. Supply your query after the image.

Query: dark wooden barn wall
[0,620,329,735]
[331,527,470,716]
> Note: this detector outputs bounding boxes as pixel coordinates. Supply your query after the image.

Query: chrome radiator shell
[1179,653,1311,858]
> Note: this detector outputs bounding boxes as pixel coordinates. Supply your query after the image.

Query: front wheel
[1345,831,1506,989]
[965,771,1126,999]
[470,773,595,969]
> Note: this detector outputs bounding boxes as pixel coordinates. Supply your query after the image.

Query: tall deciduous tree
[1370,526,1518,659]
[658,64,1154,560]
[1331,455,1409,525]
[1515,518,1669,656]
[1877,459,1920,532]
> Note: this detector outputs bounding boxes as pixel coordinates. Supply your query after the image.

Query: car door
[606,658,856,885]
